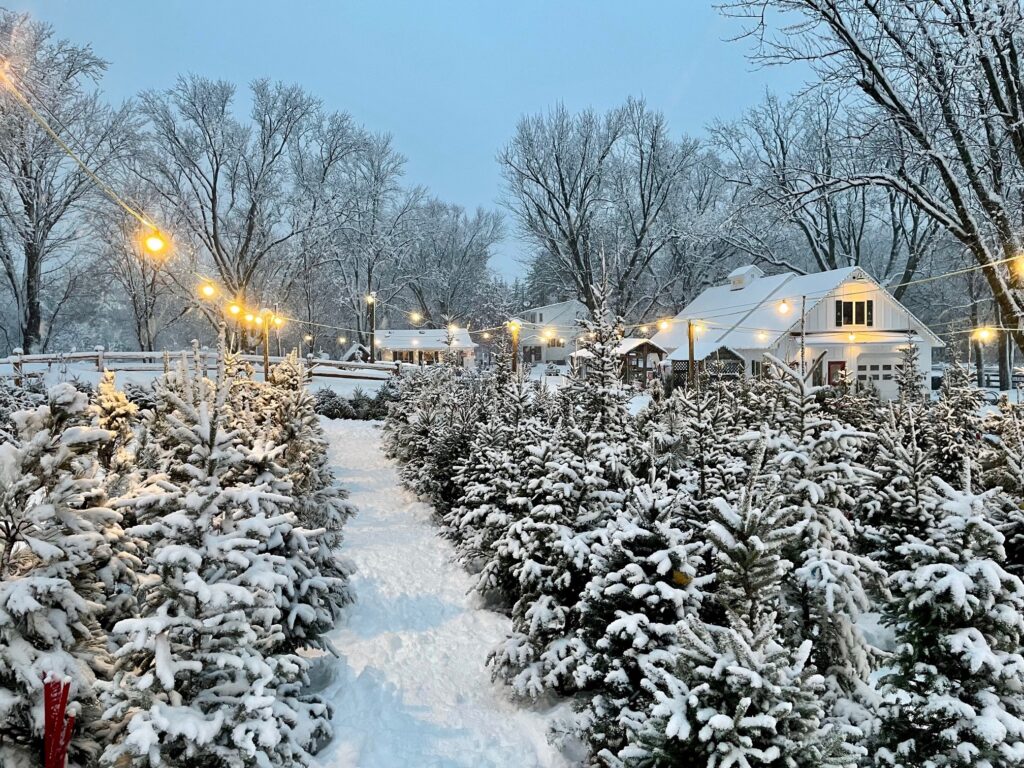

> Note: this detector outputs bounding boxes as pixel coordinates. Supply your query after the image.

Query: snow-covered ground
[311,419,569,768]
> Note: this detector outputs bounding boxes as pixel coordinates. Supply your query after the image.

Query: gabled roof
[379,328,477,351]
[570,337,667,359]
[659,265,942,362]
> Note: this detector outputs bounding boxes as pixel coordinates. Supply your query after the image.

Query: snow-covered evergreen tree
[621,442,859,768]
[858,405,939,573]
[0,383,116,767]
[873,476,1024,768]
[101,363,330,767]
[928,361,983,487]
[763,356,884,703]
[573,481,708,760]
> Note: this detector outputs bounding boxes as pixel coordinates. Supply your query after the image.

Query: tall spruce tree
[573,481,709,760]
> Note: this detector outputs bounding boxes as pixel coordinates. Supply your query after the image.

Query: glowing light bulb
[272,315,283,327]
[254,315,263,326]
[482,332,491,340]
[366,294,376,304]
[847,332,856,342]
[757,331,768,342]
[143,231,167,254]
[304,334,314,342]
[410,311,422,323]
[337,336,346,344]
[639,326,649,335]
[228,303,241,316]
[199,283,216,299]
[244,312,255,323]
[658,320,670,331]
[778,299,791,314]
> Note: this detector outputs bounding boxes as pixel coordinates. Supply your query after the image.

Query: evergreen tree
[895,335,925,406]
[622,443,858,768]
[873,476,1024,768]
[101,364,330,767]
[858,406,940,574]
[757,357,883,704]
[0,384,116,766]
[928,361,983,487]
[574,481,708,760]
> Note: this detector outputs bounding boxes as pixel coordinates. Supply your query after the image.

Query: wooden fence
[0,347,401,386]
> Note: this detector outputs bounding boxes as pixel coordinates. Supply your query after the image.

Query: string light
[337,336,346,344]
[199,282,217,299]
[365,294,376,304]
[143,231,168,255]
[658,320,670,331]
[974,326,996,343]
[244,312,255,323]
[410,311,422,323]
[228,303,241,316]
[304,334,314,342]
[778,299,791,314]
[272,315,283,327]
[638,325,649,335]
[847,332,856,342]
[482,332,491,339]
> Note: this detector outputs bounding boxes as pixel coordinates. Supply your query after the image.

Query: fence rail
[0,347,400,385]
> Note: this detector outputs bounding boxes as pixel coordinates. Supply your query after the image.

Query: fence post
[94,345,105,372]
[11,346,22,387]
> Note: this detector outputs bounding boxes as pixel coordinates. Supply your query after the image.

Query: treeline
[6,5,1007,365]
[383,317,1024,766]
[0,351,352,766]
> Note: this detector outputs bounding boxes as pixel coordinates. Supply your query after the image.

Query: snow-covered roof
[658,265,943,362]
[570,337,667,359]
[378,328,477,351]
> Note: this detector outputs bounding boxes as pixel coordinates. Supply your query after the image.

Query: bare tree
[0,11,135,351]
[138,75,318,307]
[500,103,624,313]
[403,201,503,326]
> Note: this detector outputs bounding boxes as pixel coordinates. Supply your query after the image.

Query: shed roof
[379,328,476,351]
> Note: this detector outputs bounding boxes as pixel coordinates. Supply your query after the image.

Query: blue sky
[12,1,807,276]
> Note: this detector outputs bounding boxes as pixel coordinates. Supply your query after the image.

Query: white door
[854,352,900,399]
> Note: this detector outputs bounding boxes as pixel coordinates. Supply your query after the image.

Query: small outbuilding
[570,337,667,384]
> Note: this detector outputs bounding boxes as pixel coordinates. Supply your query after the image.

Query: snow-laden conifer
[0,383,116,767]
[873,474,1024,768]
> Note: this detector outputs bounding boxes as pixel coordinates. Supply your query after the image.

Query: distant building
[651,264,943,399]
[377,328,477,369]
[570,338,667,384]
[515,299,589,365]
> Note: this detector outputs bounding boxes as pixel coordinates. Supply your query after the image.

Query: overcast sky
[11,1,808,276]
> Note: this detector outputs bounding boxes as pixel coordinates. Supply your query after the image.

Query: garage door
[855,353,899,399]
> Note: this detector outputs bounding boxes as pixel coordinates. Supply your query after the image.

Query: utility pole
[509,320,521,373]
[687,319,696,389]
[261,314,270,381]
[367,292,377,362]
[800,295,807,377]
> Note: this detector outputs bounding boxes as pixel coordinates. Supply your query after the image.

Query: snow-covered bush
[313,387,356,420]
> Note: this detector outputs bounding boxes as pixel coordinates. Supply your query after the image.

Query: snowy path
[311,419,569,768]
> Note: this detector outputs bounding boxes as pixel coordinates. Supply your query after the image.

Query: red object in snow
[43,675,75,768]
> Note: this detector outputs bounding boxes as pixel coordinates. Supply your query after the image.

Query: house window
[547,337,564,349]
[835,300,874,327]
[538,313,543,322]
[751,360,763,377]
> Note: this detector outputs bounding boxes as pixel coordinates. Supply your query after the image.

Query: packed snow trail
[312,419,569,768]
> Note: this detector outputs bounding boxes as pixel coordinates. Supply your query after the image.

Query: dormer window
[835,300,874,327]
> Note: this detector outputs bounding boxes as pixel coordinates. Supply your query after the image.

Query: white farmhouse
[650,265,943,399]
[515,299,589,365]
[377,328,477,369]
